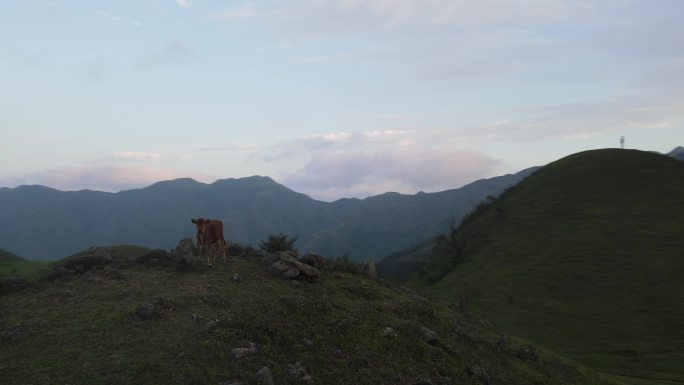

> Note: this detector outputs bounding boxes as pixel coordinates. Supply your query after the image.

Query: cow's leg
[221,240,227,262]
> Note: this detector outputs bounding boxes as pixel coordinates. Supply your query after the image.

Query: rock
[136,302,156,320]
[496,334,510,352]
[232,273,241,282]
[382,327,398,338]
[202,319,220,333]
[298,254,324,268]
[255,366,274,385]
[0,277,30,295]
[267,252,321,281]
[465,363,490,384]
[134,297,172,320]
[330,347,343,358]
[269,261,300,279]
[232,342,257,359]
[515,344,539,361]
[420,326,439,344]
[284,362,313,384]
[301,338,315,347]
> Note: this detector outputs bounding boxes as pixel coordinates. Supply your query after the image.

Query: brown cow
[191,218,227,266]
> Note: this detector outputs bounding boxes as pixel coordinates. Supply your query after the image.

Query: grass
[0,247,618,385]
[413,149,684,385]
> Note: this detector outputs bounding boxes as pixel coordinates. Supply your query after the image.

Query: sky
[1,0,683,201]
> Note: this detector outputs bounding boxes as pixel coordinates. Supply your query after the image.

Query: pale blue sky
[1,0,682,200]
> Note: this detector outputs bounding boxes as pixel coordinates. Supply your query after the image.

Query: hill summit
[416,149,684,385]
[0,242,616,385]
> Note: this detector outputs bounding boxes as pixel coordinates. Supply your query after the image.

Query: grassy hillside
[0,248,25,262]
[415,149,684,385]
[0,246,617,385]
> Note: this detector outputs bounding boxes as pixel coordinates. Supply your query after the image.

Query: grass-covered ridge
[0,248,25,262]
[416,149,684,385]
[0,245,617,385]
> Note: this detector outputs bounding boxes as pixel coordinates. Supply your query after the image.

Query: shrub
[258,233,298,253]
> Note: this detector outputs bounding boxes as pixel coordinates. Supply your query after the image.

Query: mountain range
[0,168,536,261]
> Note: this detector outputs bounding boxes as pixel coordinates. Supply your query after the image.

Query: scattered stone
[382,327,398,338]
[134,297,173,320]
[465,363,490,384]
[496,334,510,352]
[202,319,220,333]
[420,326,439,344]
[300,338,315,347]
[330,347,343,358]
[232,342,257,359]
[255,366,274,385]
[298,254,324,268]
[515,344,539,361]
[232,273,241,282]
[136,302,156,320]
[284,362,313,384]
[267,252,321,281]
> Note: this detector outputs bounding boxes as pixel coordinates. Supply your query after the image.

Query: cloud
[0,162,215,192]
[207,4,259,21]
[267,130,499,200]
[134,40,195,69]
[95,10,121,22]
[112,151,178,162]
[198,141,259,153]
[176,0,192,8]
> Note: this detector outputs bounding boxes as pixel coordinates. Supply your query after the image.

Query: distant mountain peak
[667,146,684,157]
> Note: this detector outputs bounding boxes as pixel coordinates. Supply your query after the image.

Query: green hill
[0,248,25,262]
[0,245,617,385]
[414,149,684,385]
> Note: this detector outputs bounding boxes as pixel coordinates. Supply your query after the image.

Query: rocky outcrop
[265,252,321,281]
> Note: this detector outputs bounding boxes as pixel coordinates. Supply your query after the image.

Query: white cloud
[112,151,177,162]
[95,10,121,22]
[134,40,195,69]
[0,162,215,192]
[267,130,499,200]
[176,0,192,8]
[207,4,259,21]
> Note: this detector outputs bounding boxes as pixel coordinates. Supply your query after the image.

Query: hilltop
[0,171,534,261]
[0,248,25,262]
[410,149,684,385]
[0,243,617,385]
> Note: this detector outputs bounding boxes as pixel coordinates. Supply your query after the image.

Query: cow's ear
[191,219,196,223]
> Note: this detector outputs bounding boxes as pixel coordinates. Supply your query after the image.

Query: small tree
[258,233,298,253]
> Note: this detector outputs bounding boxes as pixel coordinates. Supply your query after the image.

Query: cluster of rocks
[220,361,314,385]
[133,297,174,321]
[264,252,322,281]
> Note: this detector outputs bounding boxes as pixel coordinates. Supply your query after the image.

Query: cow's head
[191,218,209,234]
